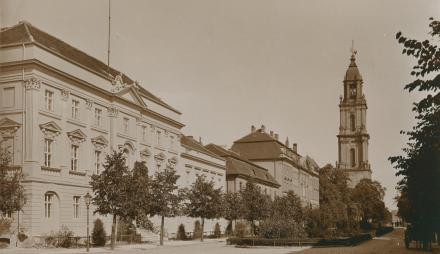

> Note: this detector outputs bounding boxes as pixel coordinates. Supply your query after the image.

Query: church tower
[336,49,372,188]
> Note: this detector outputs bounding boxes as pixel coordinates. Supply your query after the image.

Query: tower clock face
[349,84,357,98]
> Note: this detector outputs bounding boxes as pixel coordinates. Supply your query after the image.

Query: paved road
[294,228,428,254]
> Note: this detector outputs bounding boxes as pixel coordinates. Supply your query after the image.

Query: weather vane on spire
[351,40,357,56]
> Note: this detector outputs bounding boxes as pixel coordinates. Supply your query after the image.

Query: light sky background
[1,0,439,210]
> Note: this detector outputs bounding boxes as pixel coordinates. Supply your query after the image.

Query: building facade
[336,51,372,188]
[205,143,280,199]
[0,22,184,241]
[230,125,319,207]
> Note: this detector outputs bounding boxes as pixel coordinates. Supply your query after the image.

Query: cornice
[0,59,185,129]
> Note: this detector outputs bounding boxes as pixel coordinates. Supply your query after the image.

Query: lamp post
[84,192,92,252]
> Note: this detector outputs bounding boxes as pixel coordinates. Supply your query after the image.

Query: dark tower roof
[344,52,363,81]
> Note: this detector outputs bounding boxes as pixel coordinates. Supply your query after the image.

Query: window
[94,150,101,174]
[73,196,80,218]
[239,182,242,191]
[3,87,15,108]
[44,139,53,167]
[169,135,174,150]
[45,90,54,111]
[71,100,79,119]
[94,108,102,127]
[123,118,129,133]
[2,211,12,218]
[71,145,79,171]
[44,193,53,218]
[350,114,356,131]
[156,131,161,146]
[350,148,356,167]
[142,126,147,141]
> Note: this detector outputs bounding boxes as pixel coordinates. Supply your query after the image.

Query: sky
[1,0,439,210]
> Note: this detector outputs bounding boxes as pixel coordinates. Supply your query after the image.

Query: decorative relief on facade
[107,106,119,117]
[91,135,108,151]
[66,129,87,145]
[0,118,21,138]
[85,98,94,110]
[154,152,166,167]
[140,148,151,161]
[24,77,41,90]
[118,141,135,154]
[167,156,178,169]
[39,121,62,139]
[61,89,70,101]
[111,72,128,92]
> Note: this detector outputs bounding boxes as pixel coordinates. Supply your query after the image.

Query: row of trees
[391,17,440,250]
[90,151,227,249]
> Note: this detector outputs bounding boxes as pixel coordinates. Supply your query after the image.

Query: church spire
[344,43,362,81]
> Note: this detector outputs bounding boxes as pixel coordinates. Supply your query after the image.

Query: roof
[205,143,280,187]
[181,136,224,161]
[231,128,320,174]
[344,53,362,81]
[0,22,180,114]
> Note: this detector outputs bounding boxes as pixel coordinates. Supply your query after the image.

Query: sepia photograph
[0,0,439,253]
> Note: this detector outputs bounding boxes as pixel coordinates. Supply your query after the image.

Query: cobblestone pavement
[293,228,433,254]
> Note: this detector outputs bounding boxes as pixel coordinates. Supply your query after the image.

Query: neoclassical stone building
[336,51,372,188]
[0,22,184,240]
[231,125,319,207]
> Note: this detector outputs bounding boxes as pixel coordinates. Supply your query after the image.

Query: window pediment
[91,135,108,150]
[0,118,21,137]
[67,129,87,144]
[39,121,61,139]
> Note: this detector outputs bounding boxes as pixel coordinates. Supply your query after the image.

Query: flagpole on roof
[107,0,111,76]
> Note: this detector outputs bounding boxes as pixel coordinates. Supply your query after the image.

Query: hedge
[227,233,373,247]
[375,227,394,237]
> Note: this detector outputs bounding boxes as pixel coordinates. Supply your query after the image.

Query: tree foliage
[239,180,271,235]
[90,151,133,249]
[149,163,182,245]
[184,175,223,241]
[391,17,440,246]
[92,219,106,247]
[0,146,25,215]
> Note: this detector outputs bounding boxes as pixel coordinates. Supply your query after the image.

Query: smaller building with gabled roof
[230,125,319,207]
[205,143,280,199]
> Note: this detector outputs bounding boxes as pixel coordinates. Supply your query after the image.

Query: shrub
[176,224,187,240]
[225,221,233,236]
[18,232,28,242]
[92,219,106,247]
[235,222,247,238]
[193,220,202,239]
[0,217,12,235]
[213,223,221,238]
[44,225,75,248]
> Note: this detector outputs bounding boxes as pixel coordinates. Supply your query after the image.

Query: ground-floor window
[44,193,53,218]
[73,196,80,218]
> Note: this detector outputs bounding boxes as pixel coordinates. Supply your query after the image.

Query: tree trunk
[110,214,116,250]
[160,216,164,246]
[201,218,204,242]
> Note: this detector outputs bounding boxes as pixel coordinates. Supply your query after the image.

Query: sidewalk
[0,238,226,254]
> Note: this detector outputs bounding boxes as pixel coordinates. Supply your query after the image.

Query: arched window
[350,114,356,131]
[350,148,356,167]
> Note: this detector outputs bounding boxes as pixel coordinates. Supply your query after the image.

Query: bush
[225,221,233,236]
[213,223,221,238]
[193,220,202,239]
[375,226,393,237]
[316,233,372,246]
[0,217,12,235]
[227,237,318,246]
[176,224,187,240]
[235,222,247,238]
[18,232,28,242]
[92,219,106,246]
[45,225,75,248]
